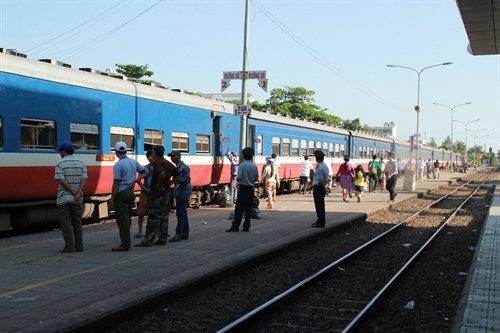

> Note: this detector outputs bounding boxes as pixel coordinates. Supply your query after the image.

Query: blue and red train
[0,49,461,230]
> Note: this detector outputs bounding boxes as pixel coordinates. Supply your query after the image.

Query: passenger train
[0,49,462,231]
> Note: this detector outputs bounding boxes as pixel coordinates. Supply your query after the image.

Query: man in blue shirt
[168,150,192,242]
[110,141,147,251]
[311,150,329,228]
[226,147,258,232]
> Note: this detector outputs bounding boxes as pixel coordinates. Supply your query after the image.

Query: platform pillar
[402,170,416,192]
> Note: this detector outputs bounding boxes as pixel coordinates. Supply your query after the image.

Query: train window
[291,139,299,157]
[144,129,164,147]
[322,142,328,155]
[329,143,334,158]
[359,146,363,159]
[272,137,281,156]
[335,143,340,158]
[20,118,56,149]
[0,117,3,148]
[282,138,290,157]
[71,123,99,150]
[340,144,345,157]
[300,140,307,156]
[256,135,263,156]
[308,140,314,156]
[196,135,210,153]
[172,131,189,152]
[111,126,135,151]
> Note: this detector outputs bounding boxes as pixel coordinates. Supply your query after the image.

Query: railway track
[216,170,495,333]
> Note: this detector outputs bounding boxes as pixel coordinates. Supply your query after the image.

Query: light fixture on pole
[432,102,471,164]
[453,118,480,165]
[387,62,452,191]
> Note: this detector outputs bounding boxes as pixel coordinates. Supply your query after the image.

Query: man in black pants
[311,150,330,228]
[226,147,258,232]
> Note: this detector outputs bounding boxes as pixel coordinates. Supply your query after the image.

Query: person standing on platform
[378,157,386,192]
[261,157,280,209]
[368,154,381,193]
[110,141,148,252]
[299,155,313,195]
[168,150,192,242]
[426,159,433,179]
[311,150,329,228]
[417,158,425,182]
[335,156,355,202]
[226,147,239,204]
[135,145,180,247]
[433,159,440,179]
[353,164,366,203]
[54,140,87,253]
[135,150,154,238]
[226,147,258,232]
[271,153,281,197]
[385,152,398,202]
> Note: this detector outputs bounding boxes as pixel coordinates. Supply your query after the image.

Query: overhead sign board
[221,70,268,92]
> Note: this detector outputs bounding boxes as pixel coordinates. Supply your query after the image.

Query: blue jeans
[175,197,190,238]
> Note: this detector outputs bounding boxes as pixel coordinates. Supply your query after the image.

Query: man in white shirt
[299,155,313,195]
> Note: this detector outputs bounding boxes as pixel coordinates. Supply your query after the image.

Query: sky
[1,0,499,154]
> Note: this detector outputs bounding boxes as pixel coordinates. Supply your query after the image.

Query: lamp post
[471,129,486,167]
[432,102,471,164]
[387,62,452,191]
[453,118,480,167]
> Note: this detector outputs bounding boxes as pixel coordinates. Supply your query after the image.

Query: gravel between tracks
[106,174,497,333]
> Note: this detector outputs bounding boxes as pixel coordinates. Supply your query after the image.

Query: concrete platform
[0,171,473,332]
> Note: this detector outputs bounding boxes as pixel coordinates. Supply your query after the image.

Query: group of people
[54,139,400,251]
[416,158,441,182]
[54,140,192,253]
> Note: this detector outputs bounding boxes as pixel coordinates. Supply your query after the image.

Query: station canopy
[456,0,500,55]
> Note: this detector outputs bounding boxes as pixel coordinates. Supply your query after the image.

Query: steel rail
[216,170,494,333]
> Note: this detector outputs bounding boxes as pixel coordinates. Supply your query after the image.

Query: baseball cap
[115,141,127,152]
[167,150,181,157]
[57,140,74,151]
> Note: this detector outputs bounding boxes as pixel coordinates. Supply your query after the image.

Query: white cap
[115,141,127,152]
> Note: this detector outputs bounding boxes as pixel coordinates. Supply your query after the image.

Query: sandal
[134,233,143,238]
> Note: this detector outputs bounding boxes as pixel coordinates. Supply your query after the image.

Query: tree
[264,86,342,126]
[342,118,362,131]
[115,64,162,86]
[428,137,437,148]
[455,141,466,154]
[440,136,452,151]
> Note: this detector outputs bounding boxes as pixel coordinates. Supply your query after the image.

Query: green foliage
[440,136,452,151]
[115,64,154,79]
[428,137,437,148]
[455,141,466,154]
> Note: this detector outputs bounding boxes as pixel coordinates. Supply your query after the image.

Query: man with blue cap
[54,140,87,253]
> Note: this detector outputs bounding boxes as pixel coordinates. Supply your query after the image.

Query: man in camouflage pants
[135,145,180,247]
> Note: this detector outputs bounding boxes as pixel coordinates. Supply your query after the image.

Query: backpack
[369,161,378,175]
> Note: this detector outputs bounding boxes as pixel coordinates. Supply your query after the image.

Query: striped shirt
[54,155,88,206]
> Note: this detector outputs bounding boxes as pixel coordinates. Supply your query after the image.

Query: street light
[387,62,452,169]
[453,118,480,166]
[432,102,471,164]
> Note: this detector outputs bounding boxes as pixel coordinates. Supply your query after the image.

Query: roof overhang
[456,0,499,55]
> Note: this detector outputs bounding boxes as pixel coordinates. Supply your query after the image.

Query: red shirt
[150,157,180,198]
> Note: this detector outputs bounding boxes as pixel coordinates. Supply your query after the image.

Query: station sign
[233,104,251,116]
[221,70,268,93]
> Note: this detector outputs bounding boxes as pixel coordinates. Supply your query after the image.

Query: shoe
[111,245,129,251]
[134,242,151,247]
[242,228,249,232]
[357,197,361,203]
[59,248,75,253]
[311,223,325,228]
[152,240,166,245]
[181,235,189,240]
[226,227,239,232]
[169,235,182,242]
[75,249,83,252]
[311,220,319,226]
[134,233,143,238]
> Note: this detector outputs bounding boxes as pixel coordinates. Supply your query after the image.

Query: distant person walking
[433,159,440,179]
[299,155,313,195]
[335,156,355,202]
[378,157,386,192]
[111,141,148,252]
[311,150,329,228]
[367,154,381,193]
[226,147,259,232]
[54,140,87,253]
[168,150,192,242]
[417,158,425,182]
[135,145,179,247]
[261,157,280,209]
[226,146,239,204]
[353,164,366,203]
[426,159,433,179]
[135,150,154,238]
[385,152,398,202]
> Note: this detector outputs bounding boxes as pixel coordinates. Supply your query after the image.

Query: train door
[248,125,256,152]
[211,115,224,184]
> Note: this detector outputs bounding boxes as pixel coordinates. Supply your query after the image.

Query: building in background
[370,122,397,137]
